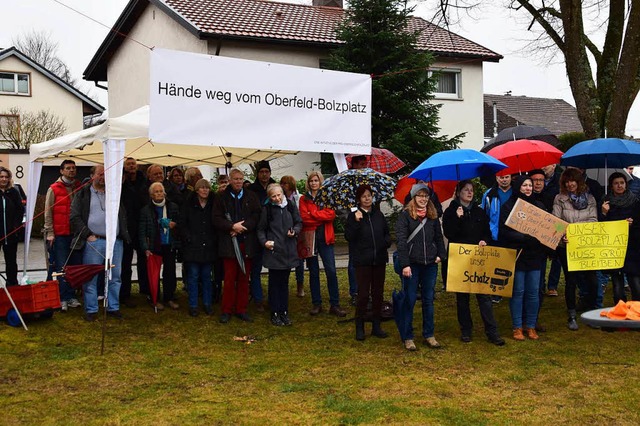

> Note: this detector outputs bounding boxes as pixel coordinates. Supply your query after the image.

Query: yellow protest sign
[566,221,629,271]
[505,198,568,249]
[446,243,517,297]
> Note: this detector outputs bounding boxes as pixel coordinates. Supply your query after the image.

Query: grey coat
[257,201,302,270]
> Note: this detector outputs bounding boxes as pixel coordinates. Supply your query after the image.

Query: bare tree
[0,107,66,149]
[12,30,76,86]
[429,0,640,139]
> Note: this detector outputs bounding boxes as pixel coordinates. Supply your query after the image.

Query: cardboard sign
[446,243,517,297]
[566,221,629,271]
[505,198,568,249]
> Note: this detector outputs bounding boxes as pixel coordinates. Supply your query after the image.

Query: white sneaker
[60,301,68,312]
[68,298,82,308]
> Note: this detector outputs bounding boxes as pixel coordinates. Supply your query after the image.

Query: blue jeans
[187,262,212,308]
[54,235,81,302]
[348,251,357,296]
[546,254,562,291]
[307,241,340,307]
[82,238,123,314]
[250,247,264,303]
[510,269,541,329]
[403,263,438,340]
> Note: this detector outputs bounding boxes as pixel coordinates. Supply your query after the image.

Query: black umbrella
[481,125,560,152]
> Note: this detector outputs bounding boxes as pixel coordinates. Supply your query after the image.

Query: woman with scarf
[602,172,640,303]
[280,175,305,298]
[500,175,547,341]
[552,167,598,330]
[298,171,347,317]
[257,184,302,326]
[181,179,216,317]
[345,184,391,341]
[395,183,446,351]
[0,167,24,286]
[140,182,180,311]
[443,180,505,346]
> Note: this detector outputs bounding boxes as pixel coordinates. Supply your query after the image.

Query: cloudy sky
[2,0,638,137]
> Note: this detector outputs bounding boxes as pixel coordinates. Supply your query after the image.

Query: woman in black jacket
[442,180,505,346]
[395,183,446,351]
[257,184,302,326]
[499,175,547,341]
[181,179,216,316]
[0,167,24,286]
[345,184,391,341]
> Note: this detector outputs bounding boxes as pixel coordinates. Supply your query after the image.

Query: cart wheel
[38,309,54,320]
[6,308,22,327]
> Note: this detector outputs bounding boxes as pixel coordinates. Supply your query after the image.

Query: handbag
[393,217,428,275]
[297,229,315,259]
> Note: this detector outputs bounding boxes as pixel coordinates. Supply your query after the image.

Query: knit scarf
[152,198,169,245]
[568,192,589,210]
[606,190,637,208]
[274,197,288,209]
[416,208,427,219]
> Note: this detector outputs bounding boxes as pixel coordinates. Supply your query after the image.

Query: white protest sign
[149,48,372,154]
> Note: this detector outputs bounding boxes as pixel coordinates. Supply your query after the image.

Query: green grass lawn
[1,268,639,425]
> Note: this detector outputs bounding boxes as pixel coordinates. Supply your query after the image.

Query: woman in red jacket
[298,171,346,317]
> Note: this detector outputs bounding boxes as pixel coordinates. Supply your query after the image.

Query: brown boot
[309,304,323,315]
[296,282,305,298]
[329,305,347,317]
[524,327,539,340]
[512,328,525,341]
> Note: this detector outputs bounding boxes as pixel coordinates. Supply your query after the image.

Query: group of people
[4,155,639,349]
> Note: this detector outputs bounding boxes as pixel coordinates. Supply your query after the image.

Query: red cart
[0,280,61,327]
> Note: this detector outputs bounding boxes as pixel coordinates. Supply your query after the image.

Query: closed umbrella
[146,253,163,312]
[392,281,412,341]
[487,139,563,176]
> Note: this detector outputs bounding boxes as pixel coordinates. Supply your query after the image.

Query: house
[84,0,502,175]
[0,46,104,187]
[484,93,583,141]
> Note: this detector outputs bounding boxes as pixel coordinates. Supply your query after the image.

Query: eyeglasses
[531,178,545,182]
[415,194,429,198]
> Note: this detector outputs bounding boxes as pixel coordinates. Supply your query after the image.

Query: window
[430,69,461,99]
[0,72,30,95]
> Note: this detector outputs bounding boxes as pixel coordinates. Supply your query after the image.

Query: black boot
[371,319,388,338]
[355,318,365,341]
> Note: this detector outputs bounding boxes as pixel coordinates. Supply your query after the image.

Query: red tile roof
[84,0,501,81]
[164,0,502,59]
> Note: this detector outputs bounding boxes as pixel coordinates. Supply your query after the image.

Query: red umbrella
[394,177,457,204]
[146,254,163,309]
[487,139,563,176]
[61,264,105,289]
[346,148,405,174]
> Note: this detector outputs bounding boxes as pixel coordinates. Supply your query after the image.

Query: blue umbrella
[408,149,508,182]
[561,138,640,169]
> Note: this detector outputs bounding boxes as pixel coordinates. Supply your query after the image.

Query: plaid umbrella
[317,168,396,210]
[62,264,105,289]
[346,148,406,174]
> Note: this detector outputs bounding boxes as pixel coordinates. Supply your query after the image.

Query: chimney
[313,0,343,8]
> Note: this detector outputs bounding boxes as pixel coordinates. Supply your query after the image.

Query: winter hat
[410,183,431,199]
[256,160,271,172]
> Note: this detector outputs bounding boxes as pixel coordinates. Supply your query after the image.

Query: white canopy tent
[25,105,297,278]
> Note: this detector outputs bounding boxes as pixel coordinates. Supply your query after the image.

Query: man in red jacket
[44,160,82,311]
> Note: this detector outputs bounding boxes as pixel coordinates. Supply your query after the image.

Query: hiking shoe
[404,339,417,351]
[203,305,214,316]
[107,310,123,320]
[524,328,539,340]
[219,313,231,323]
[567,317,579,331]
[271,313,284,326]
[489,336,506,346]
[329,305,347,317]
[236,313,253,322]
[309,304,323,315]
[512,328,525,341]
[189,308,199,317]
[296,283,305,298]
[60,301,69,312]
[546,289,558,297]
[167,300,180,310]
[424,337,441,349]
[84,312,98,322]
[68,298,81,308]
[280,312,292,326]
[460,335,472,343]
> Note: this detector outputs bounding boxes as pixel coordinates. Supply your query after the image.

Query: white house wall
[0,55,85,133]
[433,60,484,151]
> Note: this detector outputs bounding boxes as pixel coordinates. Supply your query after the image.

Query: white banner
[149,48,372,154]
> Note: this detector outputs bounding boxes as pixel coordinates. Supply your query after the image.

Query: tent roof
[29,106,297,166]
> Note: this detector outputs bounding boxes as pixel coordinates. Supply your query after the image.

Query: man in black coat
[213,168,262,323]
